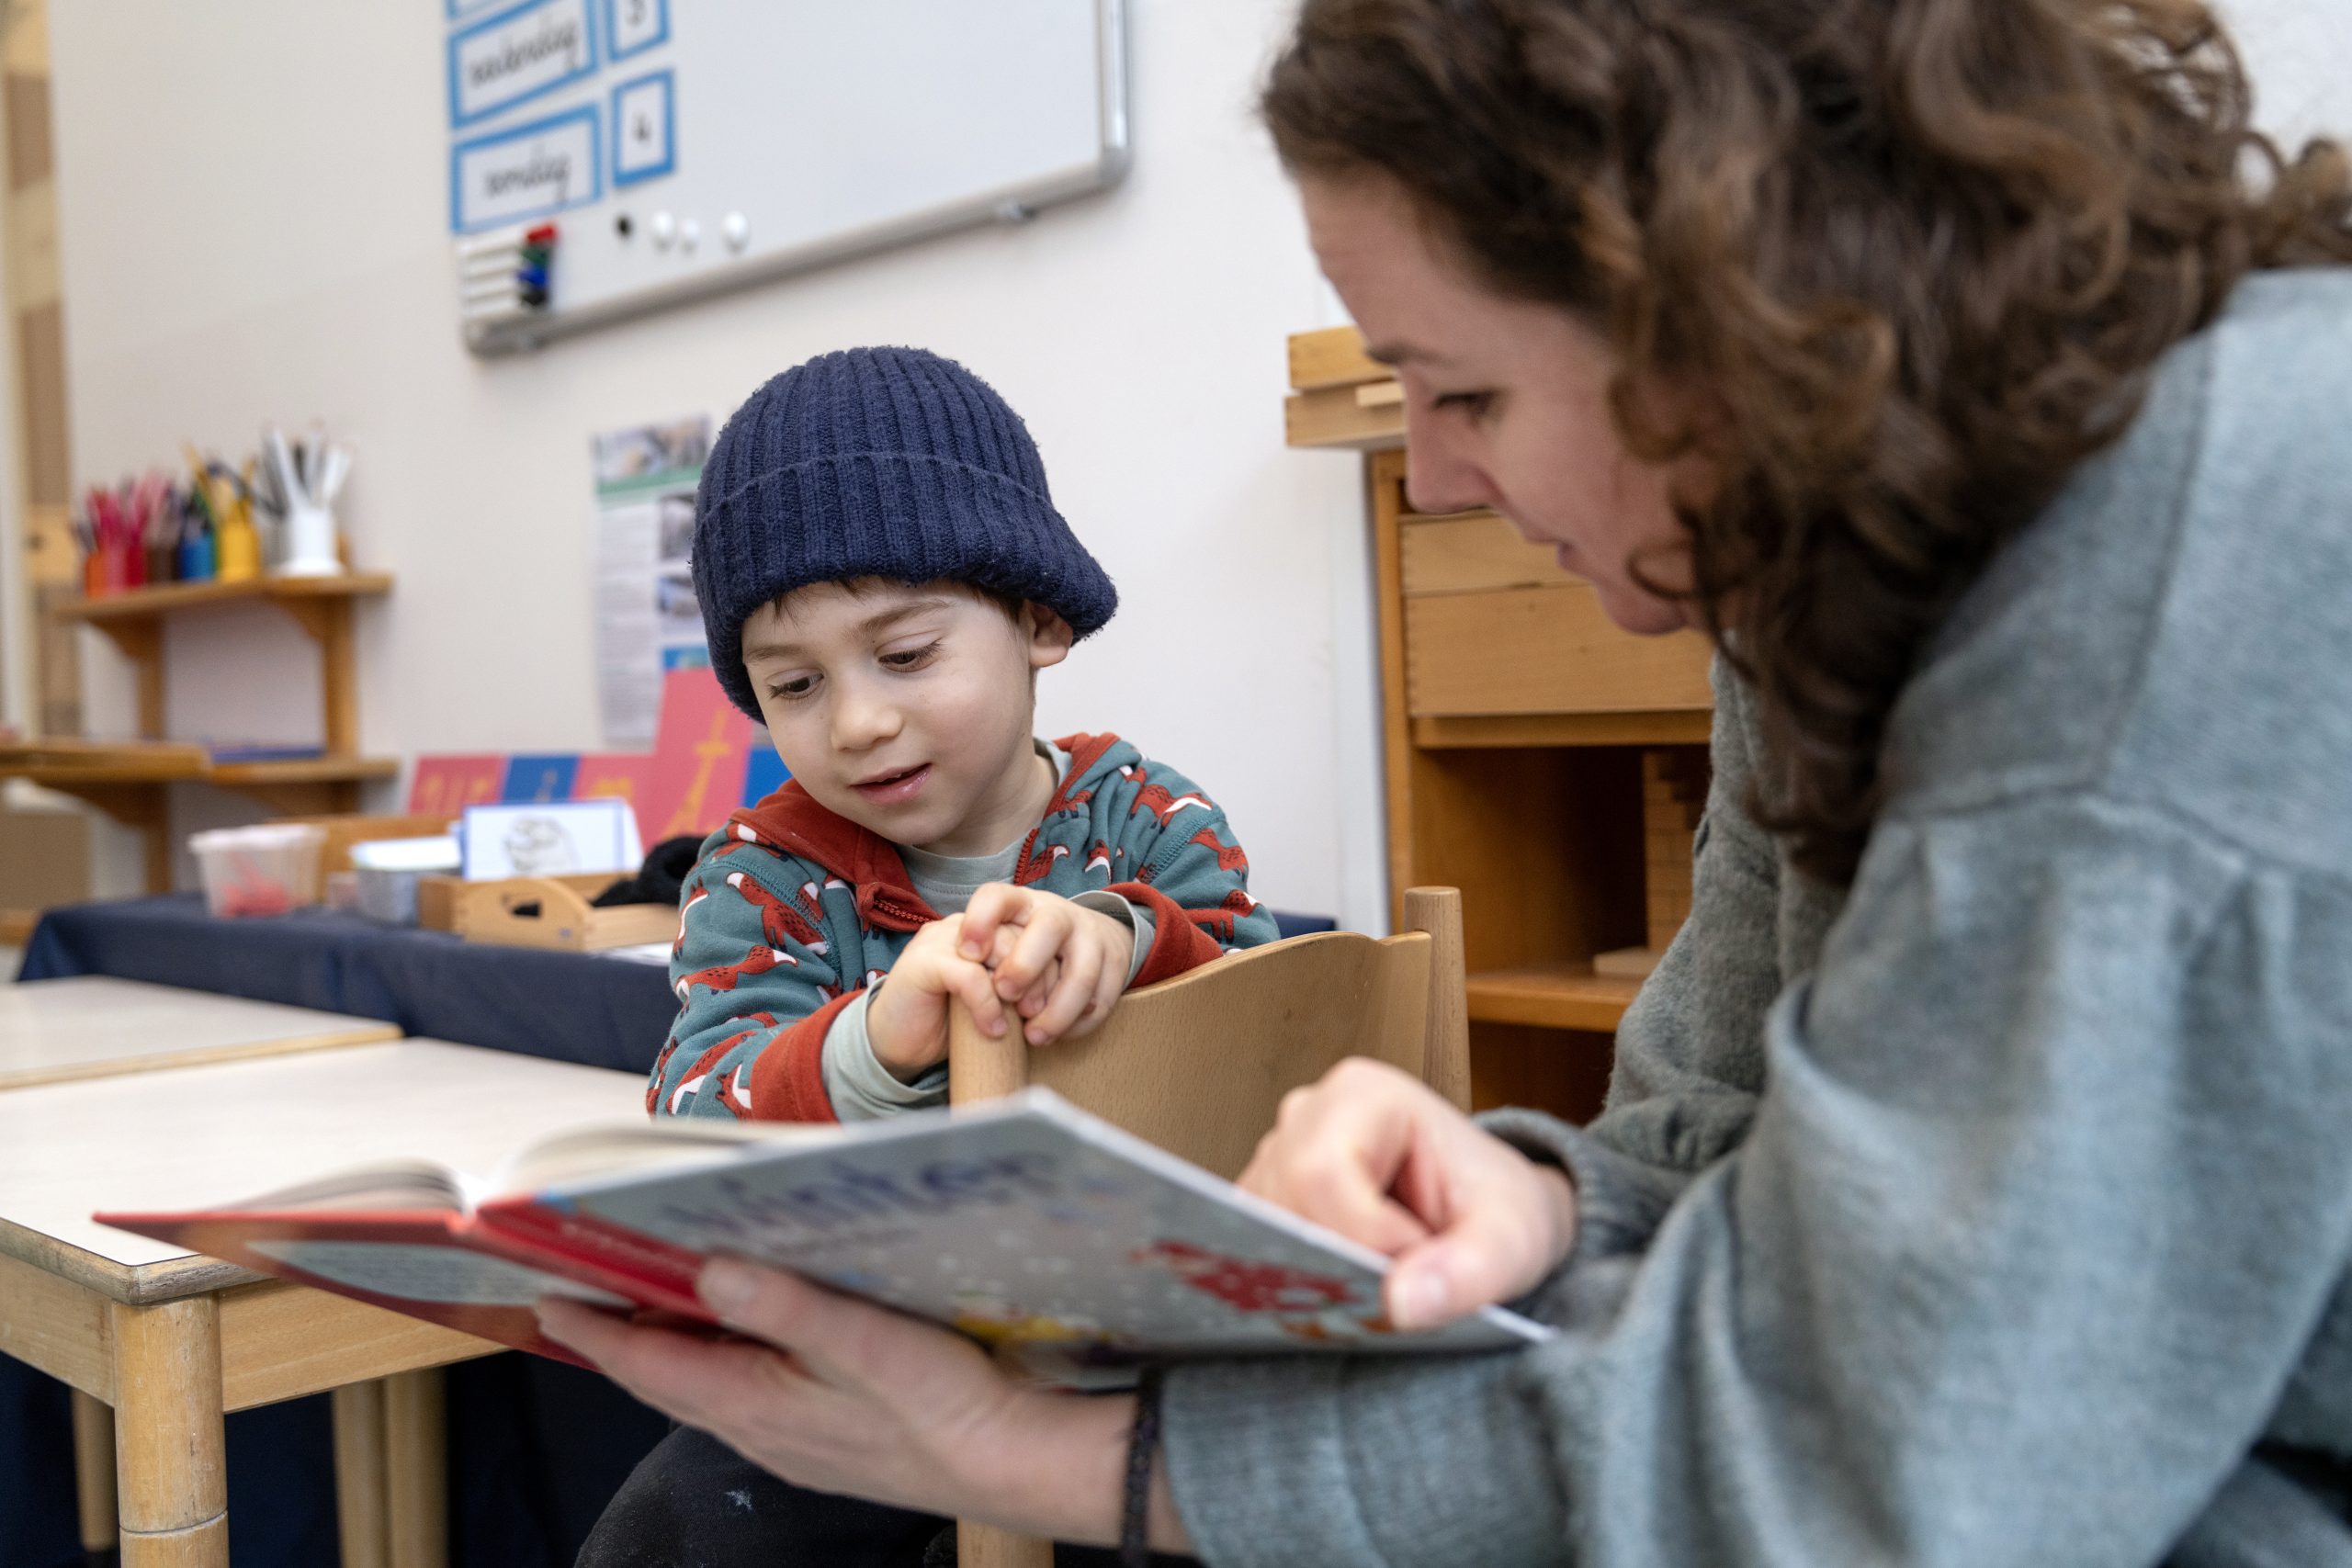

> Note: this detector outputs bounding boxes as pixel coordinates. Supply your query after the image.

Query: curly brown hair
[1265,0,2352,885]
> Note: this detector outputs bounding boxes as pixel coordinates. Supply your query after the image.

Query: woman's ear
[1023,604,1075,671]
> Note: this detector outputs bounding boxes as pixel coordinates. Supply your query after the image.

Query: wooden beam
[219,1281,493,1413]
[0,1247,114,1398]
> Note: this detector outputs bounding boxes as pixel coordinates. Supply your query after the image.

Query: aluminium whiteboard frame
[465,0,1132,355]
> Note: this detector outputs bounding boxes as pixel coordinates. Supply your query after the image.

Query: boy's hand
[865,914,1012,1081]
[960,886,1135,1048]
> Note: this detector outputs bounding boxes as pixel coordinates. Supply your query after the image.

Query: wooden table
[0,975,399,1089]
[0,1040,647,1567]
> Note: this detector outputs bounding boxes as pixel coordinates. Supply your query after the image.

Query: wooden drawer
[1400,512,1565,595]
[1399,512,1713,716]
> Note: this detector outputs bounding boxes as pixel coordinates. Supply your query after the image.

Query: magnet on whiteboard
[650,211,677,249]
[680,218,701,253]
[723,212,750,251]
[995,200,1035,224]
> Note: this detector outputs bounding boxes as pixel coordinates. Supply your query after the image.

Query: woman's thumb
[1384,1202,1542,1331]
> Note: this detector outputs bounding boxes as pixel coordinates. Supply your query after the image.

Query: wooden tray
[420,874,674,952]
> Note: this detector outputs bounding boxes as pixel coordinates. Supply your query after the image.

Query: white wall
[2223,0,2352,143]
[40,0,2346,921]
[46,1,1387,926]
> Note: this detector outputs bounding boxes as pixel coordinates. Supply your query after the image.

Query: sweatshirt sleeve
[1103,759,1283,987]
[1563,656,1793,1255]
[650,844,857,1123]
[1165,793,2352,1568]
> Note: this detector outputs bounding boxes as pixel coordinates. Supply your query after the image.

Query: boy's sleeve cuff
[746,991,862,1123]
[1071,890,1157,986]
[1108,882,1227,987]
[822,988,949,1121]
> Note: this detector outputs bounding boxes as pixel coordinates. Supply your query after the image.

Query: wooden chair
[945,886,1470,1568]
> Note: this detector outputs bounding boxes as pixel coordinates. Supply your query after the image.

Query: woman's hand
[1239,1057,1580,1329]
[536,1260,1187,1549]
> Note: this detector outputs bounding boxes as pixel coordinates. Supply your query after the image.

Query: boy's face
[740,580,1073,856]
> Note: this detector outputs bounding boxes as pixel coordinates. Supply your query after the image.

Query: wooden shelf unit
[1289,326,1713,1120]
[6,574,396,891]
[50,574,390,753]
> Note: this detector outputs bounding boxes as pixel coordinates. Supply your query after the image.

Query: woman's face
[1302,173,1700,636]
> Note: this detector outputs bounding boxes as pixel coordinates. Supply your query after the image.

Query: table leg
[383,1368,448,1568]
[332,1380,390,1568]
[70,1388,119,1556]
[109,1297,227,1567]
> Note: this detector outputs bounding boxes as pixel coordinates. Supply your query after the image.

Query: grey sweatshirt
[1163,267,2352,1566]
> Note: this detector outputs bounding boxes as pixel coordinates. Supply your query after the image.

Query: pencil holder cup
[277,502,343,578]
[216,515,261,581]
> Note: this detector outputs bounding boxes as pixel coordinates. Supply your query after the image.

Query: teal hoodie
[648,732,1280,1122]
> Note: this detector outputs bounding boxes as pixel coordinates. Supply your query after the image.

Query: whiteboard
[445,0,1130,354]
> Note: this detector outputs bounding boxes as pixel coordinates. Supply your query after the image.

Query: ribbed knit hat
[692,346,1118,719]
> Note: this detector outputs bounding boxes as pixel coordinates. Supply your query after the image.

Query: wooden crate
[417,873,673,952]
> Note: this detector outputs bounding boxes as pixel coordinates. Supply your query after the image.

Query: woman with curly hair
[548,0,2352,1562]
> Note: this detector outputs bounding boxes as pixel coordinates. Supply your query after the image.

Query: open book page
[487,1117,804,1198]
[175,1117,818,1216]
[211,1159,477,1214]
[528,1089,1552,1363]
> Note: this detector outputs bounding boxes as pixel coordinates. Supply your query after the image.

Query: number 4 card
[611,69,674,186]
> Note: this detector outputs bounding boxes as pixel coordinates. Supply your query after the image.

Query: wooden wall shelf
[1412,713,1713,749]
[52,574,391,624]
[0,749,399,887]
[51,573,390,756]
[14,572,399,892]
[1464,964,1646,1032]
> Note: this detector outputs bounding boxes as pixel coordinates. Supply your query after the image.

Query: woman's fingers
[1382,1163,1576,1329]
[534,1295,803,1426]
[1237,1058,1579,1328]
[535,1263,1045,1522]
[1240,1065,1435,1257]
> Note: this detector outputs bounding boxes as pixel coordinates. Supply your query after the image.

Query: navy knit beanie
[692,346,1118,720]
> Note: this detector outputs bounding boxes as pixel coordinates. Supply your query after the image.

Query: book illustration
[950,1291,1114,1350]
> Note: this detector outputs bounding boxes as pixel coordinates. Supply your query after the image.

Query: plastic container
[188,823,326,918]
[348,835,462,925]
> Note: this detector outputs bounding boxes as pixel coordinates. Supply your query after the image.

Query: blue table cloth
[5,893,1334,1566]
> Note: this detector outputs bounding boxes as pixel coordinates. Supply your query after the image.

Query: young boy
[645,345,1280,1129]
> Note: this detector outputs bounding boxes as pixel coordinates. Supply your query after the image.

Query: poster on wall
[592,415,710,749]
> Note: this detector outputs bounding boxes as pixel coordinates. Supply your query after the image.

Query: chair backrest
[947,886,1468,1179]
[945,887,1468,1568]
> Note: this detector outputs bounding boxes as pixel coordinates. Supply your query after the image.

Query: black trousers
[576,1423,1193,1567]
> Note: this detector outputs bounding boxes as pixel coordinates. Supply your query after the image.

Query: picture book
[98,1089,1551,1377]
